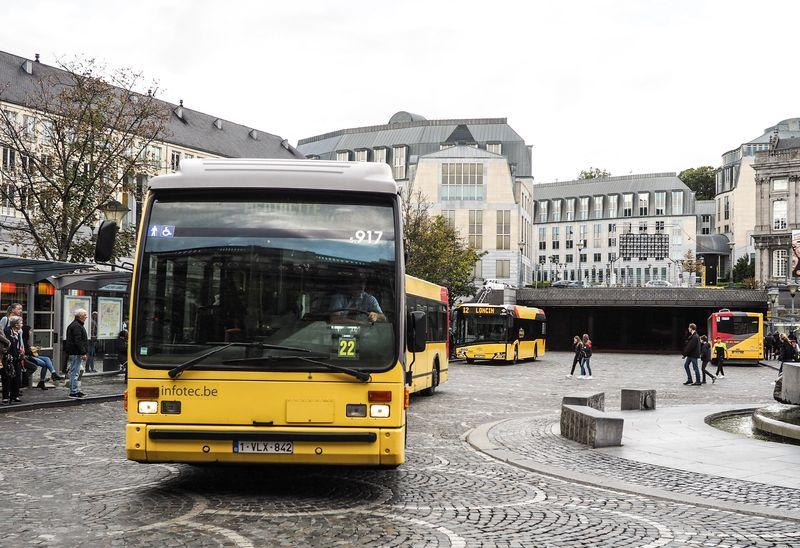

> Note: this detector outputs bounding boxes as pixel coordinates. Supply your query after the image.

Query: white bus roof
[148,159,398,195]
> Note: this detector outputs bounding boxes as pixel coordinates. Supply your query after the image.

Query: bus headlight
[346,404,367,417]
[138,401,158,414]
[370,404,390,418]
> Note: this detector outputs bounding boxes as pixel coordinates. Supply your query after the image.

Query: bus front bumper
[126,423,405,466]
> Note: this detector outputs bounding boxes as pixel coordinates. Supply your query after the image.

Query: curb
[759,360,781,371]
[467,418,800,522]
[0,393,123,414]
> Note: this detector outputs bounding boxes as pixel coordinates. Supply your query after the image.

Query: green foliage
[681,250,703,274]
[578,167,610,180]
[732,256,755,283]
[401,184,484,304]
[678,166,716,200]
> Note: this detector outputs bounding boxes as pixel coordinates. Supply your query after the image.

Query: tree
[578,167,610,180]
[680,250,704,275]
[732,256,755,283]
[0,57,171,262]
[401,183,484,304]
[678,166,715,200]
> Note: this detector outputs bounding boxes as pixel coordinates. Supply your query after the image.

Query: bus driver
[329,278,386,323]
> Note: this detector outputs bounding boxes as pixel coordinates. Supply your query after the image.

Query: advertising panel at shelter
[792,230,800,279]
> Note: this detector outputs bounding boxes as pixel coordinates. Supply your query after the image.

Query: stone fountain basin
[753,404,800,441]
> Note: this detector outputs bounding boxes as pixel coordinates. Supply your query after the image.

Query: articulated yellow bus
[454,304,546,364]
[98,159,445,467]
[707,309,764,364]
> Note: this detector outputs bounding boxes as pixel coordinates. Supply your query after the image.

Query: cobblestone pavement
[1,352,798,547]
[0,372,125,411]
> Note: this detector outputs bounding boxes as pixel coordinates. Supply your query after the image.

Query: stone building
[752,134,800,285]
[530,173,697,286]
[297,112,535,287]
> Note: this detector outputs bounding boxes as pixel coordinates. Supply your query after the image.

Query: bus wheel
[465,358,474,364]
[421,363,439,396]
[513,347,519,365]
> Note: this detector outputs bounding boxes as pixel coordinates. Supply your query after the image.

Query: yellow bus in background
[707,309,764,364]
[454,304,546,364]
[98,159,437,468]
[405,276,449,396]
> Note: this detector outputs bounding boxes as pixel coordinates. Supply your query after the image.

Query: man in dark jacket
[682,323,702,386]
[65,309,89,398]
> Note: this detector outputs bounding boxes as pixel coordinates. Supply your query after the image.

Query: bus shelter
[0,258,92,357]
[48,271,131,371]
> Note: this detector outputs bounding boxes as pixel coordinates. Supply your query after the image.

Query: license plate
[475,354,485,358]
[233,441,293,454]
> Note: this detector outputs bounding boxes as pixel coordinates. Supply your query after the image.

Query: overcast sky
[6,0,799,182]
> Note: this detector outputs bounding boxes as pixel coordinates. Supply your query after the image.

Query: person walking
[581,333,593,379]
[65,309,89,399]
[700,335,716,384]
[765,333,773,361]
[712,337,728,378]
[566,335,583,378]
[778,333,795,375]
[21,325,62,390]
[2,316,25,404]
[682,323,702,386]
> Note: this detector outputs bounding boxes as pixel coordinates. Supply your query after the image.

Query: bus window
[716,316,759,336]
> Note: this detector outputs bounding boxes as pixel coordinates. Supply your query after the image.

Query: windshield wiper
[221,355,371,382]
[167,342,316,379]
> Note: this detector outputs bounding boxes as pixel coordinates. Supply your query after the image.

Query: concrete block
[560,404,623,448]
[620,389,656,411]
[782,363,800,405]
[562,392,604,411]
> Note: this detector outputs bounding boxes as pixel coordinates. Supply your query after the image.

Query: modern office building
[530,173,697,286]
[752,134,800,285]
[715,118,800,264]
[297,112,535,287]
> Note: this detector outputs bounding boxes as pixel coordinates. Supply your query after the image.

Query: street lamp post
[728,242,736,287]
[577,242,585,284]
[768,286,780,335]
[99,199,131,270]
[789,282,798,324]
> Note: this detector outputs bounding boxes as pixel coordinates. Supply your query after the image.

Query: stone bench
[781,363,800,405]
[560,404,624,448]
[562,392,604,411]
[620,389,656,410]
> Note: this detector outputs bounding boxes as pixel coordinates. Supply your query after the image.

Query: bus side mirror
[95,220,119,263]
[408,310,427,352]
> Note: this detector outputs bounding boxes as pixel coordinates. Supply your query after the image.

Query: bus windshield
[457,314,509,345]
[134,196,398,372]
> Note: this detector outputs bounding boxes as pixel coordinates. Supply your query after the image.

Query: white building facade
[531,173,697,286]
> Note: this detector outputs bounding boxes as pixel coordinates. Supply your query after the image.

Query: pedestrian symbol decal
[148,225,175,238]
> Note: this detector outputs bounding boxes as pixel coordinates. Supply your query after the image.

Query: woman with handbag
[21,325,62,390]
[2,316,25,404]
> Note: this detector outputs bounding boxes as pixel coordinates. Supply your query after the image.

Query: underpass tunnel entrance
[542,306,766,353]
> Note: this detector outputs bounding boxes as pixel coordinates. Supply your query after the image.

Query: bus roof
[406,275,447,302]
[457,303,545,318]
[148,159,399,195]
[709,310,763,318]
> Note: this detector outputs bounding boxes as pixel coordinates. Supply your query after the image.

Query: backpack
[583,341,593,358]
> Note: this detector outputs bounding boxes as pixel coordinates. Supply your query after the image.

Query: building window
[638,192,649,216]
[655,191,666,215]
[593,224,602,247]
[607,195,618,218]
[373,147,387,164]
[566,198,575,221]
[579,253,587,263]
[170,150,181,171]
[608,237,617,247]
[638,221,648,233]
[336,150,351,162]
[538,227,546,250]
[702,227,710,235]
[552,199,562,222]
[623,194,633,217]
[441,162,484,200]
[538,201,548,223]
[496,260,510,278]
[594,196,603,219]
[565,254,574,263]
[579,224,588,247]
[355,149,369,162]
[608,252,616,262]
[565,225,574,249]
[608,223,617,233]
[2,146,15,171]
[672,191,684,215]
[468,210,483,249]
[773,178,789,192]
[773,200,788,230]
[442,210,455,229]
[773,249,788,278]
[392,145,407,179]
[579,197,589,220]
[593,253,602,262]
[474,260,483,279]
[22,115,35,140]
[723,196,730,220]
[672,222,683,245]
[655,221,664,233]
[551,227,560,249]
[487,143,502,155]
[496,210,511,249]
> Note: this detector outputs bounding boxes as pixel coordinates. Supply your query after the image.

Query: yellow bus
[454,304,546,364]
[405,276,449,395]
[707,309,764,364]
[96,159,440,467]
